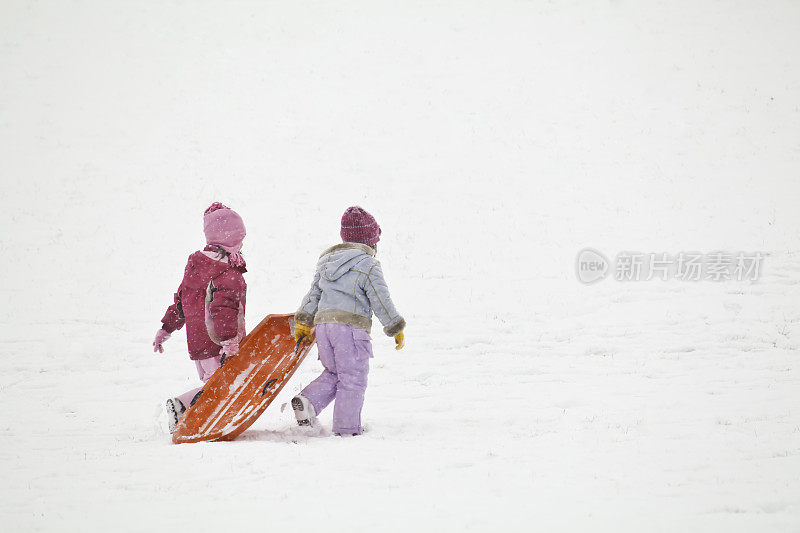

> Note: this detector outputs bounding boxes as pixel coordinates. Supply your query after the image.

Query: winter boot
[166,398,186,434]
[291,395,318,428]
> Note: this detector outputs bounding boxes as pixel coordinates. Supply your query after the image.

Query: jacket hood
[319,243,375,282]
[183,251,232,289]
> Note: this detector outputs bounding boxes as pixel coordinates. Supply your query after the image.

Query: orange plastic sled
[172,313,315,444]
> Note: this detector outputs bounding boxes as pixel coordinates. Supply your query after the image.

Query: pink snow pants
[176,355,223,409]
[300,323,372,435]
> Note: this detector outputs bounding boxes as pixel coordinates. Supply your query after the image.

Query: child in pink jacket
[153,202,248,432]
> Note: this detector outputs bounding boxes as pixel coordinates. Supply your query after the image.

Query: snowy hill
[1,1,798,531]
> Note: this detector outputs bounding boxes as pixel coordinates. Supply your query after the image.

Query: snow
[228,363,256,394]
[1,0,799,531]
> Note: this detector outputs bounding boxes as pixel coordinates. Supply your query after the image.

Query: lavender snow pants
[176,355,223,409]
[301,323,372,434]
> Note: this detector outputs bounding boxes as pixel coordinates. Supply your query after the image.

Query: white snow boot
[291,395,318,428]
[166,398,186,434]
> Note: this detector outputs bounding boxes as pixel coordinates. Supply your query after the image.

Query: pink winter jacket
[161,250,247,360]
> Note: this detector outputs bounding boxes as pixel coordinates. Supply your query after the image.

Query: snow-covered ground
[1,1,798,531]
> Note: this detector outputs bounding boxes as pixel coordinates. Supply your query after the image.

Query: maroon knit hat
[340,206,381,247]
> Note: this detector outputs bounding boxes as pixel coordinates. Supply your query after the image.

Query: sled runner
[172,313,315,444]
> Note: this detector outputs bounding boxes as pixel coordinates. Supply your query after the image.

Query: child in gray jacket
[292,206,405,435]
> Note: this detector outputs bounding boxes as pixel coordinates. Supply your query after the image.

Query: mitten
[394,331,405,351]
[153,329,170,354]
[221,339,239,357]
[294,322,312,342]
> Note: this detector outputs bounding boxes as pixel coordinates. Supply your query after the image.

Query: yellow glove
[294,322,312,342]
[394,331,405,350]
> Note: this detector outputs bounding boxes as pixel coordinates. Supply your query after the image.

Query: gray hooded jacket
[295,243,405,337]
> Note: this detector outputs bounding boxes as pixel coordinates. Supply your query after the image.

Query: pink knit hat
[340,206,381,247]
[203,202,246,268]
